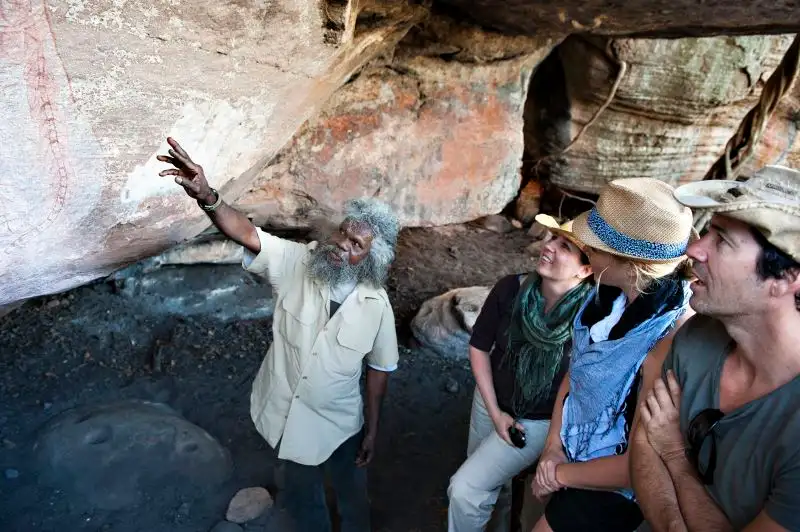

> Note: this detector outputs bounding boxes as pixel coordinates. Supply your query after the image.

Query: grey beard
[307,244,358,287]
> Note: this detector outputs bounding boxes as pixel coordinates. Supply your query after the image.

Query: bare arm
[556,455,630,491]
[662,452,732,532]
[630,434,686,532]
[640,320,734,532]
[356,368,389,467]
[532,371,569,498]
[158,137,260,253]
[631,334,687,532]
[202,202,260,253]
[540,366,630,492]
[469,345,502,421]
[470,345,521,446]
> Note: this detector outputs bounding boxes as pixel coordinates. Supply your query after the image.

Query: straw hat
[674,165,800,262]
[533,214,586,251]
[572,178,696,264]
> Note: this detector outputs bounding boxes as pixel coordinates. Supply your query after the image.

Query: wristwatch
[198,188,223,212]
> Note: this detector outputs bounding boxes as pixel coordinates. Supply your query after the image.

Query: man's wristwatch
[197,188,223,212]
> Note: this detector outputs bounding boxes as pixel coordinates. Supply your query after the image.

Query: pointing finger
[159,169,179,177]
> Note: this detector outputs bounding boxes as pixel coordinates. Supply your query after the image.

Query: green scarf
[504,273,591,416]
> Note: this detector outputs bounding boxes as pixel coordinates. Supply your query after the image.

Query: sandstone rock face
[438,0,800,38]
[0,0,420,306]
[543,35,795,193]
[237,19,560,227]
[747,81,800,174]
[4,0,800,311]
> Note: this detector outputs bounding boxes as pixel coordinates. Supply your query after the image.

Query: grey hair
[343,197,400,286]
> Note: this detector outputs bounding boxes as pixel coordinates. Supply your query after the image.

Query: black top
[469,274,570,420]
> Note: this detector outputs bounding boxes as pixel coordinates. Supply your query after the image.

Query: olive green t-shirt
[663,314,800,530]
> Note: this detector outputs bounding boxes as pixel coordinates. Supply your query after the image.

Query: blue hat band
[587,208,688,260]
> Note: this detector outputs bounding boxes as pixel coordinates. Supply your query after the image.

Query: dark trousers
[279,431,370,532]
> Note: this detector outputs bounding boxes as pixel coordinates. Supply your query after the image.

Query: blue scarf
[560,277,691,498]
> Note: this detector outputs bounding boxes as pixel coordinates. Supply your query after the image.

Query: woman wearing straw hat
[448,215,593,532]
[530,178,696,532]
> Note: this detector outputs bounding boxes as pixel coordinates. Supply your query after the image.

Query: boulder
[480,215,514,234]
[113,263,275,321]
[410,286,491,359]
[236,17,560,227]
[142,238,244,269]
[33,400,232,511]
[542,35,795,193]
[0,0,424,307]
[226,487,274,524]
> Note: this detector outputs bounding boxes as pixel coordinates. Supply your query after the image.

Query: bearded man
[158,138,400,532]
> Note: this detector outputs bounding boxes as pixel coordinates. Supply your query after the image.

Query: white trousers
[448,389,549,532]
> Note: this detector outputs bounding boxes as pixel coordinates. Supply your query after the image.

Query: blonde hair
[628,258,693,294]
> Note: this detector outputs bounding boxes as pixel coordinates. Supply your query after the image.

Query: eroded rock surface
[438,0,800,37]
[542,35,795,193]
[0,0,420,306]
[237,17,560,227]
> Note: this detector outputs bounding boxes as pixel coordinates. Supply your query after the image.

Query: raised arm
[158,137,260,253]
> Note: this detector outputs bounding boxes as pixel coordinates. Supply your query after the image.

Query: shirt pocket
[278,289,317,349]
[332,307,381,377]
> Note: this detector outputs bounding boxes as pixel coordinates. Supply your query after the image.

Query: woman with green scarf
[447,215,593,532]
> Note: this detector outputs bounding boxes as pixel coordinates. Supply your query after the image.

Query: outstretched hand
[157,137,215,204]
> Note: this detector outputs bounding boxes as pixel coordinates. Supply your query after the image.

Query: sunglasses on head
[686,408,725,485]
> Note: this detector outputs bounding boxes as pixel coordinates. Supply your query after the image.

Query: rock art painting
[0,0,402,307]
[0,0,102,273]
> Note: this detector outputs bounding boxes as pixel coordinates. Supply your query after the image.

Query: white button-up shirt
[243,228,399,466]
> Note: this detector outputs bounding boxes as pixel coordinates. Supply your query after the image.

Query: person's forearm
[469,347,502,419]
[556,454,631,491]
[364,368,389,436]
[197,191,260,254]
[630,437,687,532]
[665,453,733,532]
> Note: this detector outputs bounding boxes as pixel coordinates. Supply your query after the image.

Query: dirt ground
[0,223,535,532]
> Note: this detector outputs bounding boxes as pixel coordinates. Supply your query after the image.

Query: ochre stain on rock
[245,52,546,226]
